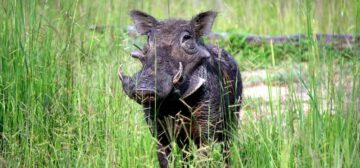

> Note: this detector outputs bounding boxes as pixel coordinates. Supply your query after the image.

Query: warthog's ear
[190,11,217,37]
[130,10,158,34]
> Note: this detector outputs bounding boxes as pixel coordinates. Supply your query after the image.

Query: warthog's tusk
[172,62,183,84]
[118,65,124,81]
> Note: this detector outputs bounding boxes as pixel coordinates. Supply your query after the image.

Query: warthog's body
[118,10,242,167]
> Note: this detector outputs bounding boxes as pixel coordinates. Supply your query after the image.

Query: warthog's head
[118,10,217,104]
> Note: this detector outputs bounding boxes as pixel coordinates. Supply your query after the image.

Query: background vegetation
[1,0,359,167]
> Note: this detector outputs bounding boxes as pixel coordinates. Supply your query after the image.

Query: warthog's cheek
[198,45,210,58]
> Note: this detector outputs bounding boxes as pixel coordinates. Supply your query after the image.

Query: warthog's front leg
[157,142,170,168]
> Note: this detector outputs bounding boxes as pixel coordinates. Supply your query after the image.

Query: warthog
[118,10,242,167]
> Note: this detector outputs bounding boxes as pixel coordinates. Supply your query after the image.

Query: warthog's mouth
[137,95,156,103]
[134,89,157,103]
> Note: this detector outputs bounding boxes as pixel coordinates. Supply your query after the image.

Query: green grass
[1,0,359,167]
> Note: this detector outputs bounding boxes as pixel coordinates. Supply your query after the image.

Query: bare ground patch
[239,62,358,120]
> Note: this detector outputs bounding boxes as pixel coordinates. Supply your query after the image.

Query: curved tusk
[181,77,205,99]
[118,65,124,81]
[172,62,183,84]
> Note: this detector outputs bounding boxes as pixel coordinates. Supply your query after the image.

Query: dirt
[239,64,357,120]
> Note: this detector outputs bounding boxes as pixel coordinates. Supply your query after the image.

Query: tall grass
[1,0,359,167]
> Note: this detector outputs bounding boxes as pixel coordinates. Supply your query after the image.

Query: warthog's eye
[180,32,197,54]
[182,34,192,43]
